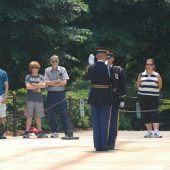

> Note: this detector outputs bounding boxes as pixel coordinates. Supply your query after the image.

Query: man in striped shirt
[45,55,69,138]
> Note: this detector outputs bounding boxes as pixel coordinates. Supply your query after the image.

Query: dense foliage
[1,0,170,92]
[84,0,170,93]
[0,0,90,88]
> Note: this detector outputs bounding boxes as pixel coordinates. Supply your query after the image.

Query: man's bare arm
[56,80,67,86]
[157,74,162,90]
[45,81,60,86]
[136,74,141,88]
[4,81,9,97]
[46,80,67,86]
[2,81,9,103]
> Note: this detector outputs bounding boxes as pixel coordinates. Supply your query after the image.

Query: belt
[92,85,110,89]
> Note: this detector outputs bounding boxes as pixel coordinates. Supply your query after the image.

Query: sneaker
[153,130,162,138]
[144,131,153,138]
[51,132,59,138]
[0,124,5,139]
[37,131,48,138]
[0,135,6,139]
[23,131,30,138]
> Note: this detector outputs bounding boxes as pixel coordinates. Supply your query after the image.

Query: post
[136,102,141,119]
[67,94,73,137]
[12,92,17,137]
[62,94,79,140]
[80,99,85,117]
[68,94,72,117]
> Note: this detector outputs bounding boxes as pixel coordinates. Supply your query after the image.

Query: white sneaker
[144,131,153,138]
[153,130,162,138]
[51,132,59,138]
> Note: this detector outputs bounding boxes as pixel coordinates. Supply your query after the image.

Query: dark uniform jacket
[85,61,113,105]
[110,65,126,108]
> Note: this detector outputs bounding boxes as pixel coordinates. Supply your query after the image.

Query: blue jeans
[47,91,69,134]
[91,105,111,150]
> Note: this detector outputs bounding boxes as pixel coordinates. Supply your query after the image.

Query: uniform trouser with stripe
[108,107,119,146]
[47,91,69,134]
[91,105,111,150]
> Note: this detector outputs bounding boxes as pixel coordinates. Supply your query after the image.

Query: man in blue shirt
[0,68,9,139]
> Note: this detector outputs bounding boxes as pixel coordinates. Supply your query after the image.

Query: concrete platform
[0,131,170,170]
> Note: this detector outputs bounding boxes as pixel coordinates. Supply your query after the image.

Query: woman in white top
[136,58,162,138]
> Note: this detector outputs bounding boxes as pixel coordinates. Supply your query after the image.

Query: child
[23,61,47,138]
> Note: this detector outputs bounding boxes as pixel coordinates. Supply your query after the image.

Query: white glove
[119,102,125,108]
[88,54,95,65]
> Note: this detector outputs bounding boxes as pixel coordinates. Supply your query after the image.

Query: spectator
[23,61,47,138]
[0,68,9,139]
[45,55,69,138]
[136,58,162,138]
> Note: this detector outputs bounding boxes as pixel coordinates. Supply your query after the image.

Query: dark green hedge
[5,87,170,132]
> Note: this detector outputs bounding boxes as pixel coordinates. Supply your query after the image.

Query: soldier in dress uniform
[107,50,126,150]
[85,48,113,151]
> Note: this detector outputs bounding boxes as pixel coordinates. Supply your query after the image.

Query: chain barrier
[119,109,160,113]
[6,93,170,136]
[6,94,68,136]
[11,97,67,121]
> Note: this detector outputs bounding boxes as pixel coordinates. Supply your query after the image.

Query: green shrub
[119,113,132,130]
[5,81,170,132]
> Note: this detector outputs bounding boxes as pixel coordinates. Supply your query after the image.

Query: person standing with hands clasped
[136,58,162,138]
[45,55,69,138]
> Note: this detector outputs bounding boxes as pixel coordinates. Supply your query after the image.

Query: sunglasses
[51,60,58,63]
[31,67,39,69]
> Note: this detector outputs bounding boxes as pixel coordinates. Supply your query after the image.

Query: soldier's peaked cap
[107,50,116,57]
[96,47,108,54]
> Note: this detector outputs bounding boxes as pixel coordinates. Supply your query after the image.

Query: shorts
[138,95,159,124]
[0,95,7,118]
[25,101,44,118]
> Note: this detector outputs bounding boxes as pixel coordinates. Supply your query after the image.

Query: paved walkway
[0,131,170,170]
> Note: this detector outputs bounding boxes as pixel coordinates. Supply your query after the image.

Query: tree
[84,0,170,92]
[0,0,90,88]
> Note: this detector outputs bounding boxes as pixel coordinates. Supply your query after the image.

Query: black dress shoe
[96,148,109,151]
[101,148,109,151]
[108,144,115,150]
[96,148,101,151]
